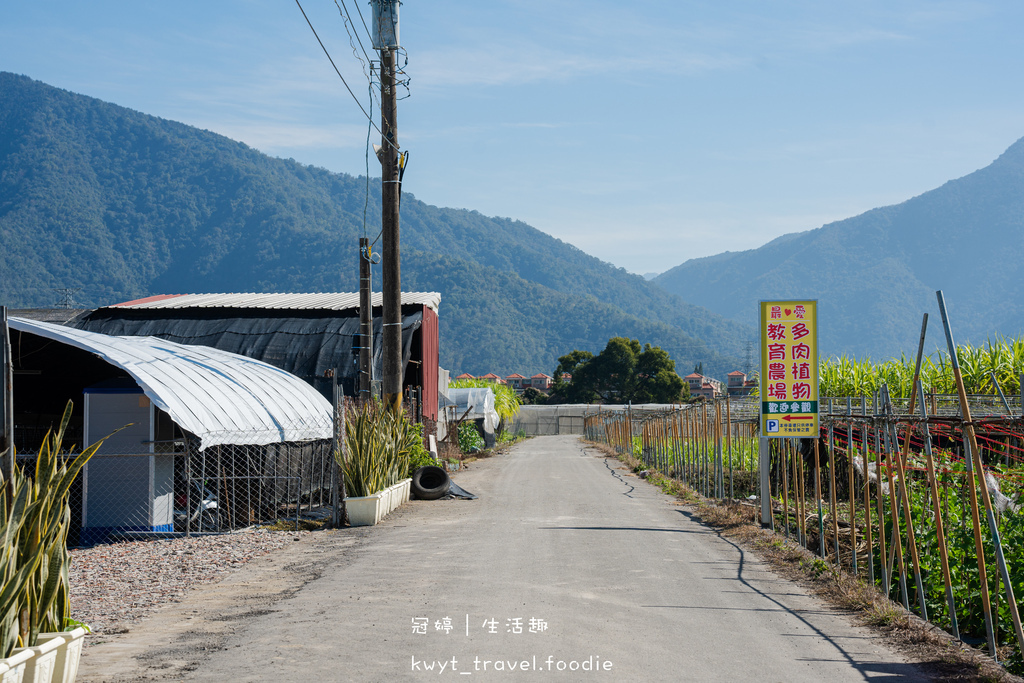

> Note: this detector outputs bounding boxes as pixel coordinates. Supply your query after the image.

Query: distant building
[455,373,476,380]
[505,373,527,391]
[477,373,506,384]
[727,371,757,397]
[685,372,725,401]
[528,373,553,393]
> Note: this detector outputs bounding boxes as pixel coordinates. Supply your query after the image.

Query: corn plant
[820,337,1024,398]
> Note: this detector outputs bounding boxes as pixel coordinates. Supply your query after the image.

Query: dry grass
[584,440,1021,683]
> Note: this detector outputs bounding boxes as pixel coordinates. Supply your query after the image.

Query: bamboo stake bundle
[938,291,1022,658]
[880,413,910,610]
[880,387,929,622]
[828,425,840,560]
[876,387,917,618]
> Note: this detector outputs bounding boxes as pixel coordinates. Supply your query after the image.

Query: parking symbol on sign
[766,419,780,433]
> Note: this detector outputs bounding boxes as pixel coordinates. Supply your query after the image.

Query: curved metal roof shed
[9,317,331,450]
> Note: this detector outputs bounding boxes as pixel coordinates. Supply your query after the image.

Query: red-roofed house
[505,373,527,391]
[455,373,476,380]
[685,372,725,401]
[478,373,506,385]
[528,373,553,393]
[727,371,757,397]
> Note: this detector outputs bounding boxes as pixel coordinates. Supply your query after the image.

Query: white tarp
[10,317,332,450]
[447,388,499,433]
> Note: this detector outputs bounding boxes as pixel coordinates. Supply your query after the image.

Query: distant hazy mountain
[0,73,749,377]
[654,138,1024,360]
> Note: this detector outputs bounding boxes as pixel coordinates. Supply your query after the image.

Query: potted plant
[0,403,102,682]
[338,403,420,526]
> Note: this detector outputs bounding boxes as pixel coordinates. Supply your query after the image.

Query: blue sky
[3,1,1024,274]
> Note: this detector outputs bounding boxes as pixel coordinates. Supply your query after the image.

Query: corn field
[820,338,1024,398]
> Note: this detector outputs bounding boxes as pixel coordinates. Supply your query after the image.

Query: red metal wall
[421,305,439,420]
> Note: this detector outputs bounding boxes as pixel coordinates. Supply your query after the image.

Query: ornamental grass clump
[338,402,421,498]
[0,402,103,656]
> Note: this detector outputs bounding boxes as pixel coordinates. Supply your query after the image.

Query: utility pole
[373,0,403,412]
[1,307,14,492]
[358,237,374,402]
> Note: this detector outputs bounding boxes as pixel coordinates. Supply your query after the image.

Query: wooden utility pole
[1,307,14,491]
[374,0,403,412]
[358,237,374,402]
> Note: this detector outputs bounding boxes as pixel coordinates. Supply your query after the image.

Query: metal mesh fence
[16,421,334,546]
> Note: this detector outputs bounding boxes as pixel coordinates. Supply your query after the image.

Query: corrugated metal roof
[9,318,331,450]
[107,292,441,313]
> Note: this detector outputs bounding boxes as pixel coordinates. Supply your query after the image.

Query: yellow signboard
[759,300,818,438]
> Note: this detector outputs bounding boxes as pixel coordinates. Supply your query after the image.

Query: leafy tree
[556,337,689,404]
[520,387,546,405]
[548,349,594,403]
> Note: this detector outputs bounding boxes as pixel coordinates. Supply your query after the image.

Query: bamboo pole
[727,398,734,500]
[814,438,825,558]
[873,406,890,594]
[862,396,874,586]
[797,439,807,548]
[938,291,1021,658]
[847,406,857,574]
[917,380,959,639]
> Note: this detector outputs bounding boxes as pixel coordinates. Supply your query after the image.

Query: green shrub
[458,422,485,453]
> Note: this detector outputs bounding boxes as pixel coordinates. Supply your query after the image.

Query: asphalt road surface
[84,435,927,682]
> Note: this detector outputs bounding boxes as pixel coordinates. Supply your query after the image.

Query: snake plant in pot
[337,403,420,525]
[0,402,103,681]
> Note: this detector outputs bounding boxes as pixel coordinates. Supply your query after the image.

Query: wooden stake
[938,291,1021,658]
[828,425,840,560]
[814,438,824,558]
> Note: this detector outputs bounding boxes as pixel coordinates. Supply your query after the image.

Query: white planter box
[0,648,35,683]
[346,479,412,526]
[37,628,87,683]
[12,635,64,683]
[346,492,386,526]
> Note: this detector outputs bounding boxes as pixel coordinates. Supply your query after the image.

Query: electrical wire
[351,0,376,47]
[294,0,399,152]
[363,75,374,240]
[334,0,375,86]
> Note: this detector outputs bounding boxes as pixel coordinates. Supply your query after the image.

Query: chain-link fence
[16,420,334,546]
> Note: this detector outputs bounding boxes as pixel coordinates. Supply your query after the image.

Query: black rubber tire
[412,465,451,500]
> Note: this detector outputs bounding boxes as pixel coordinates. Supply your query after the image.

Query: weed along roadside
[588,434,1022,682]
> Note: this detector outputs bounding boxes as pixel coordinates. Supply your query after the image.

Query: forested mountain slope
[0,72,746,376]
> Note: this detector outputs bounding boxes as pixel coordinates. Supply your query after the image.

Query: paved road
[88,436,928,682]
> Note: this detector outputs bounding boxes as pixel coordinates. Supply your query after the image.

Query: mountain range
[654,138,1024,360]
[0,72,748,378]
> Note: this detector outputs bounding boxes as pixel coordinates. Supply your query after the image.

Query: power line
[294,0,399,151]
[334,0,375,82]
[350,0,375,47]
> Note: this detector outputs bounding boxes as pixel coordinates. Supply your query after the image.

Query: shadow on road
[674,508,927,681]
